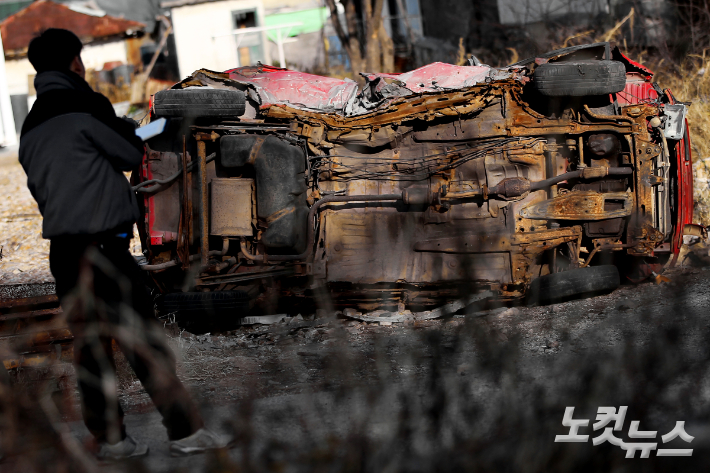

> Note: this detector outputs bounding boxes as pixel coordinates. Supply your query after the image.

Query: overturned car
[135,42,696,319]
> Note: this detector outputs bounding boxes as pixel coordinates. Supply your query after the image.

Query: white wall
[5,58,34,96]
[81,39,129,72]
[5,38,129,96]
[262,0,320,12]
[170,0,267,79]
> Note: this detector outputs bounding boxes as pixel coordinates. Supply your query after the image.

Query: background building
[0,0,144,129]
[162,0,268,79]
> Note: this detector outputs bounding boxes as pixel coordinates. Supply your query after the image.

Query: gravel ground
[0,154,142,286]
[0,154,52,285]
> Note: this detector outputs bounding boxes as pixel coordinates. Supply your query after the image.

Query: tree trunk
[379,21,395,72]
[364,0,381,72]
[345,0,365,74]
[324,0,394,75]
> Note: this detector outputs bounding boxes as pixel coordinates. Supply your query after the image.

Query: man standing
[19,29,228,460]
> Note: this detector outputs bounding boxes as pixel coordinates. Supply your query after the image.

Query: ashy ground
[3,265,710,472]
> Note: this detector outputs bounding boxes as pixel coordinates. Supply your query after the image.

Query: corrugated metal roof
[1,0,145,58]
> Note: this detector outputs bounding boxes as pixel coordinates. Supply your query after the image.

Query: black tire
[163,290,250,319]
[533,60,626,97]
[527,265,620,306]
[153,88,246,118]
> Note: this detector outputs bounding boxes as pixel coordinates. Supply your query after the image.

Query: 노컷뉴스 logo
[554,407,693,458]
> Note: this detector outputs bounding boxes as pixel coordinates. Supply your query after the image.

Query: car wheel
[533,60,626,97]
[153,88,246,118]
[527,265,620,305]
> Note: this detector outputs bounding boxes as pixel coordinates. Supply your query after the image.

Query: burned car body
[137,42,695,314]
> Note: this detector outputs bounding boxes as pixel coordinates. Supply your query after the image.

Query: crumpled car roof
[172,42,651,119]
[176,62,526,117]
[360,63,501,93]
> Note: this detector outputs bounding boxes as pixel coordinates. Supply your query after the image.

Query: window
[232,9,264,66]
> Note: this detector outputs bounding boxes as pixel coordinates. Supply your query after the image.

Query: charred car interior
[133,42,696,323]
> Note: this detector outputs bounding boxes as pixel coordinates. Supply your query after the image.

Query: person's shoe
[97,435,149,461]
[169,428,232,457]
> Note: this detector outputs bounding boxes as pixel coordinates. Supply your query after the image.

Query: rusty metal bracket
[683,223,708,241]
[581,239,631,268]
[196,138,209,267]
[520,191,633,220]
[510,226,583,245]
[178,135,191,270]
[627,224,665,256]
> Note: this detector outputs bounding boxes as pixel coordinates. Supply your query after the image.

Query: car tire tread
[153,89,246,117]
[527,265,620,305]
[533,60,626,96]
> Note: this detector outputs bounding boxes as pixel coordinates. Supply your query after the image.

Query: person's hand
[120,116,140,129]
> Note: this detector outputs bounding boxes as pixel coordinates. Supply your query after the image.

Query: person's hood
[34,71,93,96]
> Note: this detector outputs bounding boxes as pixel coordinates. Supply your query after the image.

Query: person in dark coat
[19,29,230,460]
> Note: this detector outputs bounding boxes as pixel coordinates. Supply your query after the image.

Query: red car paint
[142,156,178,246]
[224,62,520,114]
[611,50,694,261]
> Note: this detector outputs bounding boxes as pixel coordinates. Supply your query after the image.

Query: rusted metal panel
[414,234,512,253]
[210,178,254,237]
[510,226,582,245]
[322,208,516,285]
[520,192,633,220]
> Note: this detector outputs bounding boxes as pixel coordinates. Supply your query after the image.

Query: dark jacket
[19,71,144,239]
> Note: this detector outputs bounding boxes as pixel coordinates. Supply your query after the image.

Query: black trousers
[49,233,203,443]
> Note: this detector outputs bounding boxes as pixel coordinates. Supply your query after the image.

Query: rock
[616,299,638,311]
[287,314,304,324]
[196,333,212,343]
[498,307,521,317]
[241,314,288,325]
[343,308,362,317]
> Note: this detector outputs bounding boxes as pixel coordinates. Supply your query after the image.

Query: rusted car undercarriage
[135,42,697,317]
